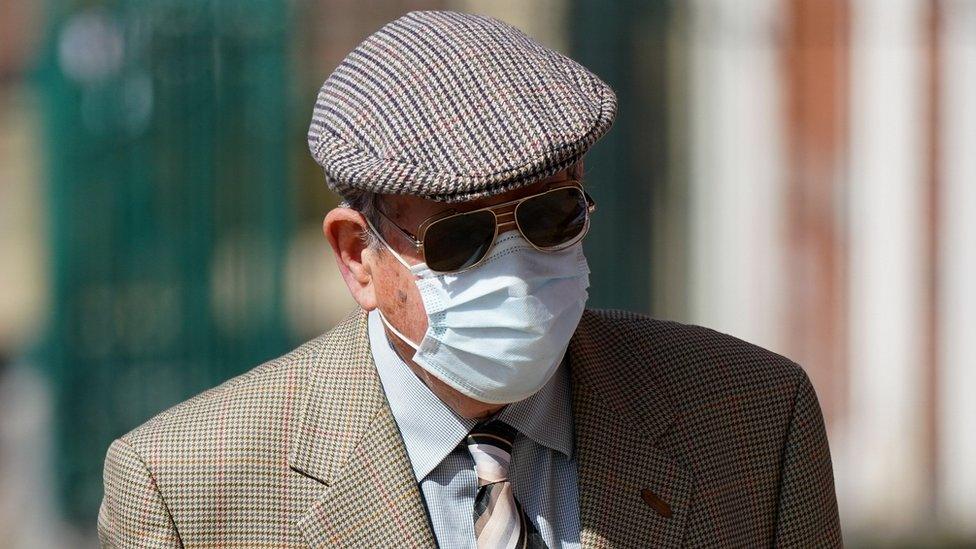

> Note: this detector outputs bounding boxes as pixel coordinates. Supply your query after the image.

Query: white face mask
[373,229,590,405]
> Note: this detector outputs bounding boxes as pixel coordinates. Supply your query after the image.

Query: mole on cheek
[397,290,408,304]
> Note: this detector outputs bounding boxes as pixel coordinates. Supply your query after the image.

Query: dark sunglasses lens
[424,210,496,272]
[516,187,588,248]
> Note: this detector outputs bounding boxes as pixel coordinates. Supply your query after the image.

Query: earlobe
[323,209,378,310]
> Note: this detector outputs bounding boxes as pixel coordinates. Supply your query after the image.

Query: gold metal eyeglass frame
[366,180,596,274]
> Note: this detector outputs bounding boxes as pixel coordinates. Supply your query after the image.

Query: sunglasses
[364,181,596,273]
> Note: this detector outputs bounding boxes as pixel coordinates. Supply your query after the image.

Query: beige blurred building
[680,0,976,540]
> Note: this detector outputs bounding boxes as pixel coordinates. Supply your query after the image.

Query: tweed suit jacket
[98,308,842,547]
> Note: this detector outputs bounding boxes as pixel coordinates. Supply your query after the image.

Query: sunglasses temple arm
[362,215,418,271]
[370,204,424,250]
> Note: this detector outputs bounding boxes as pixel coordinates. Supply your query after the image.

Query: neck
[385,328,505,420]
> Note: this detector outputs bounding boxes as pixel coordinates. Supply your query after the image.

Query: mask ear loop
[376,309,421,352]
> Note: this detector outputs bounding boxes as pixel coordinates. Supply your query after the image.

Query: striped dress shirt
[367,309,581,549]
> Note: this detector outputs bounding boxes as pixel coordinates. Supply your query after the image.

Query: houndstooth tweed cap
[307,10,618,203]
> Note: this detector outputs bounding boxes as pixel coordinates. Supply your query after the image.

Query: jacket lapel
[570,311,693,548]
[288,310,436,547]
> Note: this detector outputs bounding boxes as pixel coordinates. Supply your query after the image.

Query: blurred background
[0,0,973,546]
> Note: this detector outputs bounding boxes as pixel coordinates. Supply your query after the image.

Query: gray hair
[341,188,384,250]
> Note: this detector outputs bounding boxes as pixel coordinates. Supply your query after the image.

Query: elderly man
[98,10,841,548]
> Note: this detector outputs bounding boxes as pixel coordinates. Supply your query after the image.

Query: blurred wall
[678,0,976,541]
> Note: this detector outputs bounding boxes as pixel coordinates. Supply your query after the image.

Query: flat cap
[307,10,617,203]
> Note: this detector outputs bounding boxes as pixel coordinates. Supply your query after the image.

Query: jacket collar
[568,310,681,444]
[568,310,693,546]
[288,308,692,547]
[288,309,384,485]
[287,309,436,546]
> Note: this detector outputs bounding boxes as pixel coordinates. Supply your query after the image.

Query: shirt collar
[367,309,574,482]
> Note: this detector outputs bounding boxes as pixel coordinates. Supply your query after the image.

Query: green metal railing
[36,0,294,523]
[571,0,674,316]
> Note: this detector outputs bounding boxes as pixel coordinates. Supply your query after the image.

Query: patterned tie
[465,421,547,549]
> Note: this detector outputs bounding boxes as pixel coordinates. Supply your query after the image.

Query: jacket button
[641,488,673,518]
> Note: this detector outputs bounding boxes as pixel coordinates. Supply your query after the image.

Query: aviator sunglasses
[364,181,596,273]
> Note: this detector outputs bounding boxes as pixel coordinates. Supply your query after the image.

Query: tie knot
[465,421,517,486]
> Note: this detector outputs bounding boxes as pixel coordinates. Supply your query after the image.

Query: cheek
[375,256,429,341]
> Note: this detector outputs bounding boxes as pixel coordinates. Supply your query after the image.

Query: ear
[323,208,378,310]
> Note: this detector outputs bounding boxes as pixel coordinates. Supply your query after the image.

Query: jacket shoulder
[120,336,319,453]
[581,308,809,388]
[118,310,362,456]
[579,310,838,543]
[100,310,369,542]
